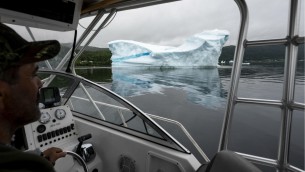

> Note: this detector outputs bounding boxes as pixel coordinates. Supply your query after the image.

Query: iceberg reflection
[111,67,227,109]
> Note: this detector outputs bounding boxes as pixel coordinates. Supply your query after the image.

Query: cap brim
[19,40,61,64]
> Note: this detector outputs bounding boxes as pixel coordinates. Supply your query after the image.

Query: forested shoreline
[63,44,304,67]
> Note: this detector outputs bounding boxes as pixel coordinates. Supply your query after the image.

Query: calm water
[76,64,304,171]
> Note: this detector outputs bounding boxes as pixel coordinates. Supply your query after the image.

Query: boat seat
[196,150,262,172]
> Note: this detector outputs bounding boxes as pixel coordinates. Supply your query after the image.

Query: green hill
[219,44,304,65]
[59,44,112,66]
[58,44,304,67]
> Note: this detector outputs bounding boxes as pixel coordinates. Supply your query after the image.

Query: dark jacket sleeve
[0,145,55,172]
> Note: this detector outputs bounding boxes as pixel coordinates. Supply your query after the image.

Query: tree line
[60,44,304,67]
[219,44,304,64]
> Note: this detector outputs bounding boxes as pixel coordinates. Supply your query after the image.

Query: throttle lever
[78,134,92,142]
[76,134,92,156]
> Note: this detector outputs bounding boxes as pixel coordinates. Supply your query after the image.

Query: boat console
[22,87,101,172]
[24,104,77,151]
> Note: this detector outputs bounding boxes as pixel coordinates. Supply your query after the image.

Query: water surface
[76,64,304,170]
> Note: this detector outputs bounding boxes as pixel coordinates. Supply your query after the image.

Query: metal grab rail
[147,113,210,162]
[236,152,277,167]
[245,36,304,47]
[68,95,209,162]
[219,0,304,171]
[245,38,288,47]
[79,83,106,120]
[279,0,301,169]
[236,97,283,107]
[219,0,249,151]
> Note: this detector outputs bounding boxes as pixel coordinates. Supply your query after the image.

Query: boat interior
[0,0,304,172]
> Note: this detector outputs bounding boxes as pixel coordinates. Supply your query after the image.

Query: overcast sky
[78,0,304,48]
[8,0,304,48]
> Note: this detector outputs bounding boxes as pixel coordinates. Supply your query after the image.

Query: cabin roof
[81,0,180,16]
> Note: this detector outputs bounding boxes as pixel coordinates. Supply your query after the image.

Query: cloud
[85,0,304,48]
[90,0,239,47]
[8,0,304,48]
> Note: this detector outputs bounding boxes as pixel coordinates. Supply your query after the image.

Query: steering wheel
[65,151,89,172]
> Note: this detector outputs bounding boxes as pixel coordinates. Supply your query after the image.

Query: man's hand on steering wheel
[42,147,66,166]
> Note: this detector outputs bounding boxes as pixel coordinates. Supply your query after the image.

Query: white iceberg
[108,29,229,67]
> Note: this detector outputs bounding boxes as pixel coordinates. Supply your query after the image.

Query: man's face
[4,63,42,127]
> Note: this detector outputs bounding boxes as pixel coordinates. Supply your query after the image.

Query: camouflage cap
[0,23,60,72]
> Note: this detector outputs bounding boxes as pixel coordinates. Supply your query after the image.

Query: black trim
[66,30,78,73]
[72,110,166,141]
[72,111,191,154]
[119,112,137,126]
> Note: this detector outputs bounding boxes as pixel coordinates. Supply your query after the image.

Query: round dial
[55,109,66,120]
[39,112,51,124]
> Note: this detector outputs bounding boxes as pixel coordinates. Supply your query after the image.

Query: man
[0,23,66,171]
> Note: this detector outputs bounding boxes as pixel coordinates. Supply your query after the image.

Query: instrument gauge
[55,109,66,120]
[39,112,51,124]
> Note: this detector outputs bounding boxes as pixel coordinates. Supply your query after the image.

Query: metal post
[26,27,53,70]
[79,83,106,120]
[278,0,300,170]
[218,0,249,151]
[55,10,106,71]
[43,10,106,87]
[71,9,117,74]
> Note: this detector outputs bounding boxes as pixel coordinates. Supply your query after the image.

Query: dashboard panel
[24,105,78,151]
